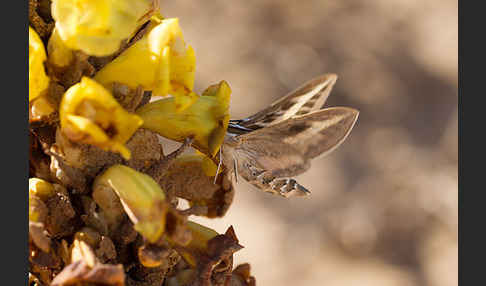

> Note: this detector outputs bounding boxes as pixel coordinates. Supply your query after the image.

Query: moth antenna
[213,149,222,184]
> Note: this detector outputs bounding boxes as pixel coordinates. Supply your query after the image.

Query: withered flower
[169,222,244,286]
[59,77,143,160]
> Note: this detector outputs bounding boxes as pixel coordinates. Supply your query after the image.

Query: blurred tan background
[162,1,458,285]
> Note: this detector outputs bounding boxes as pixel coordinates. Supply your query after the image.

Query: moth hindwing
[222,74,359,198]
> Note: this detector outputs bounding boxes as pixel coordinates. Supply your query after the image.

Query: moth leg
[244,163,266,179]
[246,167,310,198]
[268,177,311,198]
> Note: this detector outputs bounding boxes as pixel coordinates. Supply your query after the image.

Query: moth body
[220,74,359,198]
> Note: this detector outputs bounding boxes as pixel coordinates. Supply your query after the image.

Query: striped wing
[229,74,338,132]
[237,107,359,162]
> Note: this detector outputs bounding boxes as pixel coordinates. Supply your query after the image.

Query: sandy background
[161,1,458,285]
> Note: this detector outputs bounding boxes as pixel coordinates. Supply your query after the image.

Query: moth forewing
[240,107,359,160]
[294,73,338,115]
[235,74,338,130]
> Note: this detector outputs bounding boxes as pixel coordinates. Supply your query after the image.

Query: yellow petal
[94,18,196,111]
[93,165,167,243]
[29,178,56,201]
[136,80,231,157]
[171,221,218,267]
[47,27,74,68]
[51,0,156,56]
[29,26,50,102]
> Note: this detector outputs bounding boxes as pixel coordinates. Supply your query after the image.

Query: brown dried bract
[124,129,163,171]
[30,128,56,181]
[145,138,195,182]
[51,260,125,286]
[79,196,109,236]
[29,0,54,40]
[30,221,52,253]
[163,209,193,246]
[160,164,235,218]
[138,244,172,268]
[30,242,62,272]
[230,264,256,286]
[128,240,180,286]
[44,190,77,238]
[174,226,244,286]
[111,83,146,113]
[73,227,118,264]
[49,128,123,193]
[95,236,117,264]
[47,51,96,88]
[50,127,165,194]
[29,82,65,126]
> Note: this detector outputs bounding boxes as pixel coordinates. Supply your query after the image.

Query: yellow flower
[94,17,197,111]
[29,178,56,201]
[29,26,50,102]
[93,165,168,243]
[51,0,157,56]
[136,80,231,157]
[47,27,74,69]
[29,178,55,223]
[59,77,143,159]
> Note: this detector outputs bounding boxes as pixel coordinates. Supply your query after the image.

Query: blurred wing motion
[222,73,358,198]
[228,73,338,133]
